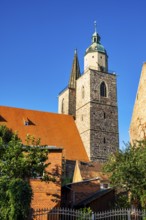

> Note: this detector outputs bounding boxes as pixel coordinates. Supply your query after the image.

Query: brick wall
[61,179,100,208]
[30,150,62,210]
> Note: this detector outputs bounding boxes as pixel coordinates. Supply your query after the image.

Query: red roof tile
[79,161,109,180]
[0,106,89,162]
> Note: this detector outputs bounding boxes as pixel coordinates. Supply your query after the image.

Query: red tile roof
[0,106,89,162]
[79,161,109,180]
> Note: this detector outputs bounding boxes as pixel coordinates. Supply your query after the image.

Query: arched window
[61,98,64,114]
[82,86,85,99]
[100,82,107,97]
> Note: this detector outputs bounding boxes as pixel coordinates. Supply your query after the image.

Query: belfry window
[61,98,65,114]
[100,82,107,97]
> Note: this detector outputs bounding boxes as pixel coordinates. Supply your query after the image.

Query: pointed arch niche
[100,81,107,97]
[81,86,85,99]
[61,98,65,114]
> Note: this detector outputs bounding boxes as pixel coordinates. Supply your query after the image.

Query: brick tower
[58,22,119,162]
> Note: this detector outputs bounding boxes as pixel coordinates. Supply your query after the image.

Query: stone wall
[130,63,146,142]
[90,130,119,161]
[75,70,91,157]
[90,70,118,161]
[58,88,69,114]
[80,130,91,158]
[90,70,117,105]
[68,88,76,118]
[75,69,119,161]
[58,64,119,163]
[58,88,76,118]
[84,51,108,72]
[76,69,91,110]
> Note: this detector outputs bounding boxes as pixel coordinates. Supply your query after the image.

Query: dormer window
[23,117,35,126]
[23,117,29,126]
[0,115,6,122]
[24,120,29,126]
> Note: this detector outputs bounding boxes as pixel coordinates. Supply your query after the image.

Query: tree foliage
[77,207,92,220]
[0,125,50,220]
[103,140,146,209]
[0,177,32,220]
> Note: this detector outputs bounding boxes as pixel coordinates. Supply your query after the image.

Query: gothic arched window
[100,82,107,97]
[61,98,65,114]
[82,86,85,99]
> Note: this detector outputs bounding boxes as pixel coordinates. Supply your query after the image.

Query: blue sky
[0,0,146,149]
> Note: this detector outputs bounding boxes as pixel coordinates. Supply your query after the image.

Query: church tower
[58,22,119,162]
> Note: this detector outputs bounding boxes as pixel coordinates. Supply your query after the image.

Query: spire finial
[74,48,77,54]
[94,20,97,33]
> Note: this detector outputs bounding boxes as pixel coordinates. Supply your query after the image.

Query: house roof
[63,178,101,205]
[74,188,113,208]
[0,106,89,162]
[77,161,108,180]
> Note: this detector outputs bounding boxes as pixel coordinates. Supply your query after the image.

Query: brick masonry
[30,150,62,210]
[61,179,100,208]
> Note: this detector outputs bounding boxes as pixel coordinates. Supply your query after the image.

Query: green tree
[0,125,51,220]
[103,140,146,209]
[77,207,92,220]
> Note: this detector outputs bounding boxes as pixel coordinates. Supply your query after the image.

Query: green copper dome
[85,30,107,54]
